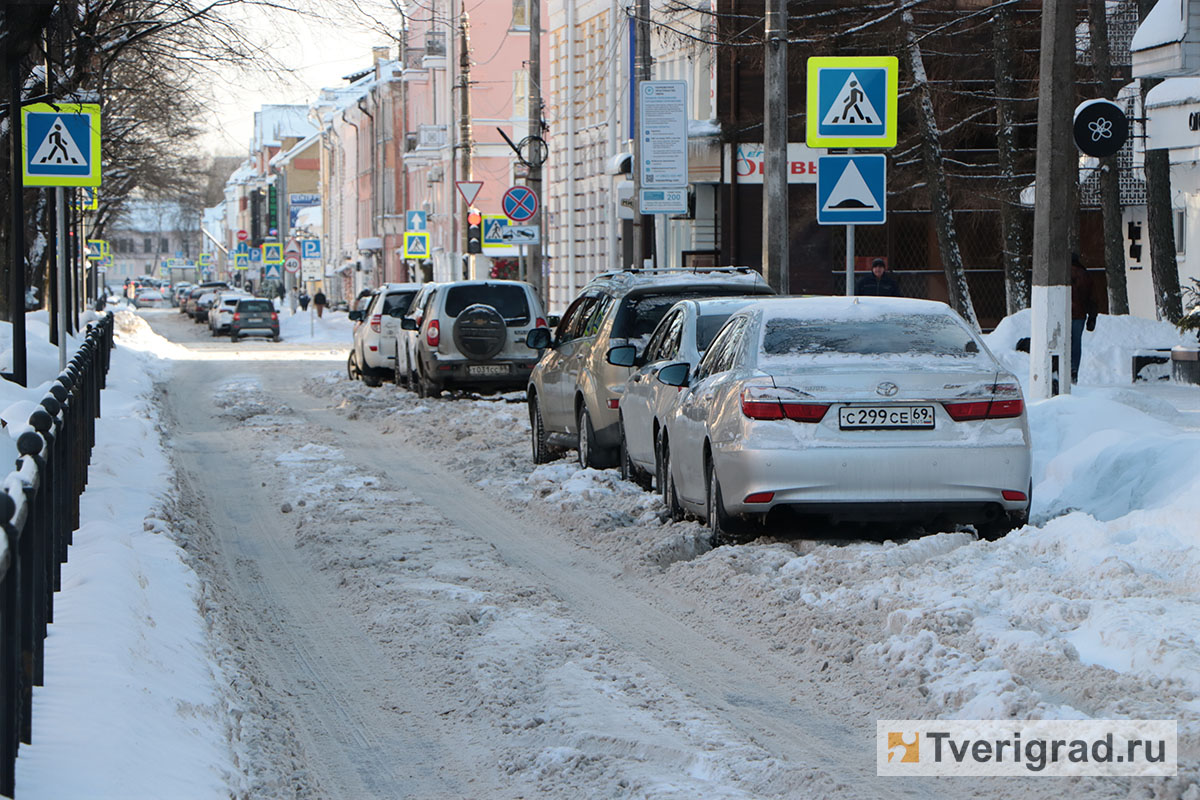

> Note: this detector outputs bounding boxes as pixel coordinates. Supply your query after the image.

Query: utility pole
[762,0,788,293]
[398,24,410,282]
[1030,0,1075,399]
[527,0,544,297]
[460,10,473,280]
[630,0,654,269]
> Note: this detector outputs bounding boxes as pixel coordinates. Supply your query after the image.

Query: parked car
[133,289,171,309]
[610,296,765,489]
[209,291,252,336]
[394,282,439,387]
[192,290,222,323]
[170,282,193,307]
[400,280,547,397]
[347,283,421,386]
[525,268,774,468]
[655,296,1032,544]
[184,282,229,318]
[229,298,280,342]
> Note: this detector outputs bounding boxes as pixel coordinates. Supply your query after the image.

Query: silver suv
[525,268,773,467]
[399,279,547,397]
[347,283,422,386]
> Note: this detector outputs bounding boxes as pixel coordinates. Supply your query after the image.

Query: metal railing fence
[0,313,114,797]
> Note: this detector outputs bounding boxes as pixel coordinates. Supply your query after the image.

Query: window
[513,71,528,119]
[556,295,597,343]
[581,294,613,338]
[444,284,530,323]
[510,0,528,29]
[1175,209,1187,256]
[159,237,169,253]
[761,314,981,359]
[653,310,685,361]
[695,318,741,380]
[382,291,417,317]
[143,238,153,253]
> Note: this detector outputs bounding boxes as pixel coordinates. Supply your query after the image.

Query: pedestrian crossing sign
[21,103,102,187]
[481,215,509,250]
[234,253,249,269]
[806,57,898,148]
[403,231,430,258]
[263,242,283,264]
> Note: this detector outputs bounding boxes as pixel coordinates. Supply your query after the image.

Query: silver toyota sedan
[656,296,1032,544]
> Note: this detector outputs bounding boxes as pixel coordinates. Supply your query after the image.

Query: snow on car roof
[749,295,960,323]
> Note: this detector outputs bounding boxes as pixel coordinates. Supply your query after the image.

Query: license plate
[838,405,935,429]
[467,364,510,376]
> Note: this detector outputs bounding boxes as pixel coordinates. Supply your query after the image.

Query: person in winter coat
[855,258,900,296]
[313,289,327,318]
[298,290,310,311]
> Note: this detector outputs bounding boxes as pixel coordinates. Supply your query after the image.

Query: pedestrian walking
[313,289,327,318]
[1070,253,1099,382]
[855,258,900,297]
[298,290,310,311]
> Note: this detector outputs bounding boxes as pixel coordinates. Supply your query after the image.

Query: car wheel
[273,335,281,343]
[230,332,239,343]
[707,459,745,546]
[577,405,602,469]
[660,438,684,522]
[530,397,554,465]
[416,363,440,398]
[347,352,360,381]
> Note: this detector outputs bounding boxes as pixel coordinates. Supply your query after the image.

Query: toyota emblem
[876,381,899,397]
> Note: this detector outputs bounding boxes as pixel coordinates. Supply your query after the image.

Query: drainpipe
[357,98,376,279]
[567,0,577,295]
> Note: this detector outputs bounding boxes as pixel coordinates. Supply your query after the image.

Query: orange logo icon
[887,732,919,763]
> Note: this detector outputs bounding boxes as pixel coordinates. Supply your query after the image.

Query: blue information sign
[816,155,887,226]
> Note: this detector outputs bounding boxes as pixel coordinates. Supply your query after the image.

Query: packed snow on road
[6,307,1199,799]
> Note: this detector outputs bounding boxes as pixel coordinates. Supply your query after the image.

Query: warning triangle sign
[821,72,881,128]
[31,117,87,165]
[822,161,880,212]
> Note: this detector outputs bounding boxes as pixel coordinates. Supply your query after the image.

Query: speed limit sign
[284,256,301,274]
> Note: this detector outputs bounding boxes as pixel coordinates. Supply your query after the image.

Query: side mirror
[526,327,552,350]
[547,314,561,328]
[348,310,364,322]
[657,362,690,387]
[400,317,418,331]
[606,344,637,367]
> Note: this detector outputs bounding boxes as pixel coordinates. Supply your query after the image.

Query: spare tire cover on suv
[452,303,507,360]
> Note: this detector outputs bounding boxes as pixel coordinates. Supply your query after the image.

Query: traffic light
[467,209,482,254]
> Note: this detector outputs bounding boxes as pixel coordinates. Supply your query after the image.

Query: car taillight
[271,312,278,321]
[1002,489,1028,501]
[741,387,828,423]
[370,313,382,333]
[744,491,775,504]
[426,319,440,347]
[233,313,240,321]
[536,317,547,328]
[943,383,1025,421]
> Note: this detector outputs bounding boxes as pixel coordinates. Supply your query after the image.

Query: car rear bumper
[231,325,279,338]
[425,355,539,389]
[713,441,1031,519]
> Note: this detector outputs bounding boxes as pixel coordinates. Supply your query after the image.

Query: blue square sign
[806,57,898,148]
[816,155,887,226]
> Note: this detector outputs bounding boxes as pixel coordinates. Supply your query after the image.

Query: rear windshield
[444,284,530,323]
[614,288,765,340]
[382,291,417,316]
[237,300,274,313]
[761,314,981,358]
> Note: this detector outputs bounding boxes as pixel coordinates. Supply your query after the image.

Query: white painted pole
[56,187,68,371]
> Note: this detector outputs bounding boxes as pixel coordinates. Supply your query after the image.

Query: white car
[611,297,764,489]
[657,296,1032,544]
[132,289,170,309]
[209,291,252,336]
[347,283,422,386]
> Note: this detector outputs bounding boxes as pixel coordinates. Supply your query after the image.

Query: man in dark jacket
[855,258,900,296]
[312,289,327,318]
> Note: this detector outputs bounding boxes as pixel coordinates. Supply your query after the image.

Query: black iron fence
[0,313,114,797]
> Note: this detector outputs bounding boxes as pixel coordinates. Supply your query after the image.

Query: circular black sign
[1073,99,1129,158]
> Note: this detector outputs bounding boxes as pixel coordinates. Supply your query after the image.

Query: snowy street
[9,307,1200,798]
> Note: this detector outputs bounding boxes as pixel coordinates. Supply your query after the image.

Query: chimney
[372,46,389,64]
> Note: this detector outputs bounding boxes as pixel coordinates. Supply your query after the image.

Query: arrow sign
[407,210,428,231]
[455,180,483,206]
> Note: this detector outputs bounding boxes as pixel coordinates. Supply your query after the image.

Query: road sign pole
[845,147,855,296]
[7,60,26,386]
[56,187,67,370]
